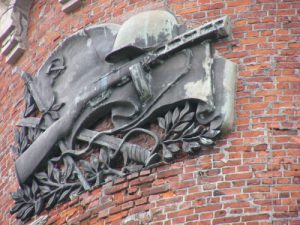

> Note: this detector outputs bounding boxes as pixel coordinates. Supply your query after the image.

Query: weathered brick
[225,172,253,181]
[168,208,194,218]
[213,216,241,224]
[104,182,128,195]
[130,176,155,186]
[142,184,169,196]
[195,205,222,213]
[2,1,300,225]
[157,168,182,179]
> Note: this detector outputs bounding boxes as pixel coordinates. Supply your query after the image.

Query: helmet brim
[105,45,147,63]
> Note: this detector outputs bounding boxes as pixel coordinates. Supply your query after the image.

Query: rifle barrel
[152,16,231,62]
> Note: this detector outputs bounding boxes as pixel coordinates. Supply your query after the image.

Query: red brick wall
[0,0,299,224]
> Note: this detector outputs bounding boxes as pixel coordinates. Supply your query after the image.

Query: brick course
[0,0,299,224]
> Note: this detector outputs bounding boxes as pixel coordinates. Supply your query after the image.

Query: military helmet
[105,10,180,63]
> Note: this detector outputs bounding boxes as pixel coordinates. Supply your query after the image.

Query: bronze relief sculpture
[10,10,237,221]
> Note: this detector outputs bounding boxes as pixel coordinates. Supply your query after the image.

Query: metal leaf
[20,138,28,153]
[24,87,37,117]
[199,137,214,146]
[51,103,65,111]
[95,172,104,186]
[182,123,195,136]
[173,122,190,133]
[46,193,57,209]
[181,112,195,122]
[35,172,48,181]
[10,202,26,214]
[90,154,99,172]
[24,104,36,117]
[71,186,82,197]
[182,141,194,154]
[172,107,180,125]
[16,204,25,219]
[167,143,180,153]
[27,128,34,141]
[33,128,42,139]
[58,188,72,203]
[20,127,26,141]
[11,146,20,156]
[39,185,51,194]
[202,129,221,139]
[162,144,173,161]
[34,198,44,214]
[52,168,61,183]
[183,124,203,138]
[49,96,56,110]
[157,117,166,130]
[15,205,27,219]
[188,142,200,150]
[13,129,20,144]
[21,205,34,221]
[164,111,172,132]
[23,184,32,199]
[47,162,54,177]
[31,180,38,196]
[211,116,223,130]
[179,102,190,119]
[99,149,109,164]
[49,111,60,120]
[11,190,24,201]
[80,160,93,174]
[64,160,74,180]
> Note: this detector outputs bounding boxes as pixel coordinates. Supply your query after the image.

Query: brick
[243,103,269,110]
[135,197,148,206]
[121,201,134,210]
[224,201,250,209]
[129,204,152,214]
[157,168,182,179]
[213,216,240,224]
[140,170,151,176]
[109,205,122,215]
[104,182,128,195]
[195,205,222,213]
[274,185,300,191]
[170,180,196,189]
[142,184,169,196]
[2,1,300,225]
[131,176,155,186]
[168,208,194,218]
[244,186,270,193]
[276,76,300,82]
[288,42,300,48]
[127,172,139,180]
[225,172,253,181]
[105,211,128,223]
[177,8,199,15]
[127,186,138,194]
[123,193,142,204]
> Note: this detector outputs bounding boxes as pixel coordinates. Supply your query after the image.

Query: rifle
[15,16,232,184]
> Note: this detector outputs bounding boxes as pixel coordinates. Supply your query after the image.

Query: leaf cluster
[42,96,65,120]
[80,150,110,186]
[157,102,220,161]
[11,127,42,156]
[23,86,37,117]
[10,180,43,221]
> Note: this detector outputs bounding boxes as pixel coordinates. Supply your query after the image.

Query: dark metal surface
[10,11,236,221]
